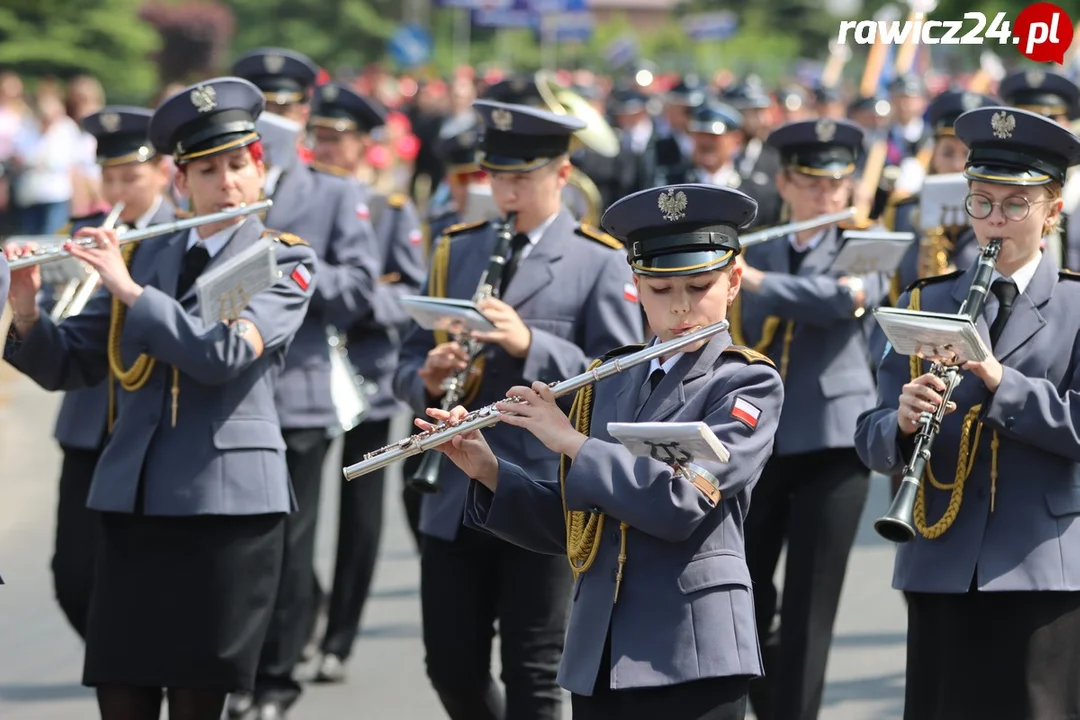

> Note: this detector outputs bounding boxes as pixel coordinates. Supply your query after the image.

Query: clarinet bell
[873,478,919,543]
[407,451,443,494]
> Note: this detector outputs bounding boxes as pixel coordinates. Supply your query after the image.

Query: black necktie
[500,233,531,297]
[988,279,1018,347]
[789,243,808,274]
[176,244,211,298]
[649,368,665,394]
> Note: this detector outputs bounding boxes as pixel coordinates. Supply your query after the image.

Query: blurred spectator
[0,71,31,235]
[12,87,83,235]
[66,74,105,216]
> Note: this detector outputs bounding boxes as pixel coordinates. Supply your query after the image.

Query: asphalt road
[0,362,907,719]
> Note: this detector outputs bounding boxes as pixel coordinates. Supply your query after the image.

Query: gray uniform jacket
[855,254,1080,592]
[0,255,7,320]
[350,190,426,422]
[393,208,644,541]
[4,217,316,516]
[464,333,784,694]
[52,200,177,451]
[267,163,380,430]
[735,225,889,456]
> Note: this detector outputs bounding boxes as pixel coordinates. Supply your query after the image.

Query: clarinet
[874,237,1003,543]
[408,212,519,494]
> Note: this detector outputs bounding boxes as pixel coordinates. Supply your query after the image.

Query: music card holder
[919,172,970,230]
[606,421,730,504]
[399,295,498,334]
[873,306,991,364]
[195,239,278,327]
[39,253,94,286]
[829,230,916,276]
[256,112,304,172]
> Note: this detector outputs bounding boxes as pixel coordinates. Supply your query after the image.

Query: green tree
[0,0,160,101]
[226,0,400,74]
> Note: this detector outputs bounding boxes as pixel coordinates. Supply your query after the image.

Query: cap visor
[631,249,735,277]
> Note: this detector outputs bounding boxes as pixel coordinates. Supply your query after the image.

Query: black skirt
[905,589,1080,720]
[83,511,285,691]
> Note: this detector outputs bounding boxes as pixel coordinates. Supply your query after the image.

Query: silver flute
[6,200,273,271]
[343,320,731,481]
[738,206,857,249]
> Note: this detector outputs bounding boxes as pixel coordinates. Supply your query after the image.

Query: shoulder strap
[388,192,408,209]
[575,223,623,251]
[722,345,776,367]
[263,230,309,246]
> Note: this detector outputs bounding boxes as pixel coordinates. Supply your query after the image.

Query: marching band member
[1,253,7,316]
[426,113,488,245]
[393,99,643,720]
[230,48,384,720]
[48,106,177,641]
[661,100,780,229]
[999,68,1080,271]
[305,80,427,685]
[420,183,784,720]
[3,77,316,720]
[887,90,997,295]
[855,107,1080,720]
[731,118,890,720]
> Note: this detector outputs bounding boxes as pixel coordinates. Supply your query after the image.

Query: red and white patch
[291,265,312,291]
[731,396,761,430]
[408,229,423,246]
[356,203,370,220]
[623,282,639,303]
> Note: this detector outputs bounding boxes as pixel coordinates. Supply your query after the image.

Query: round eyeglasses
[964,193,1050,222]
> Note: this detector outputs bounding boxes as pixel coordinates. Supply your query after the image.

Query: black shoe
[255,701,287,720]
[314,653,346,683]
[226,692,254,719]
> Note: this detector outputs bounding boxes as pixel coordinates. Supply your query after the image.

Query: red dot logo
[1013,3,1074,63]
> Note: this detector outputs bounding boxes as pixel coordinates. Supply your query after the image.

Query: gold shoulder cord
[428,234,483,405]
[106,243,182,431]
[905,287,1000,538]
[560,357,630,602]
[728,296,793,382]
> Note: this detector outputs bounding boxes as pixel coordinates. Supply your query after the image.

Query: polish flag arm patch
[290,264,312,291]
[623,282,639,303]
[731,396,761,430]
[356,203,370,220]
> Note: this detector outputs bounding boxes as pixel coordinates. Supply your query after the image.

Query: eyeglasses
[964,193,1050,222]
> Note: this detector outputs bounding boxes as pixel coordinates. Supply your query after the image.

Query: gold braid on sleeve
[427,234,483,406]
[560,357,629,603]
[904,287,1001,538]
[106,243,181,431]
[728,295,793,382]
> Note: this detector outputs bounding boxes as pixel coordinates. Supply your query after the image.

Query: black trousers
[254,427,330,708]
[905,589,1080,720]
[744,448,870,720]
[321,418,390,659]
[421,525,572,720]
[53,445,102,640]
[572,627,749,720]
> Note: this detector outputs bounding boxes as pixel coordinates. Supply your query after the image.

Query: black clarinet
[408,212,518,494]
[874,237,1003,543]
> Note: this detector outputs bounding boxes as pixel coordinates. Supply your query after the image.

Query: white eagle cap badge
[991,110,1016,139]
[1026,69,1045,87]
[190,85,217,113]
[961,92,981,111]
[658,188,688,222]
[815,117,836,143]
[491,108,513,132]
[322,84,339,102]
[99,112,121,133]
[264,53,285,74]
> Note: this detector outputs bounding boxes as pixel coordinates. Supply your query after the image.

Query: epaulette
[310,161,350,178]
[1060,269,1080,280]
[722,345,776,368]
[575,224,623,250]
[601,342,647,361]
[263,230,309,246]
[442,219,487,238]
[388,192,408,209]
[904,269,963,294]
